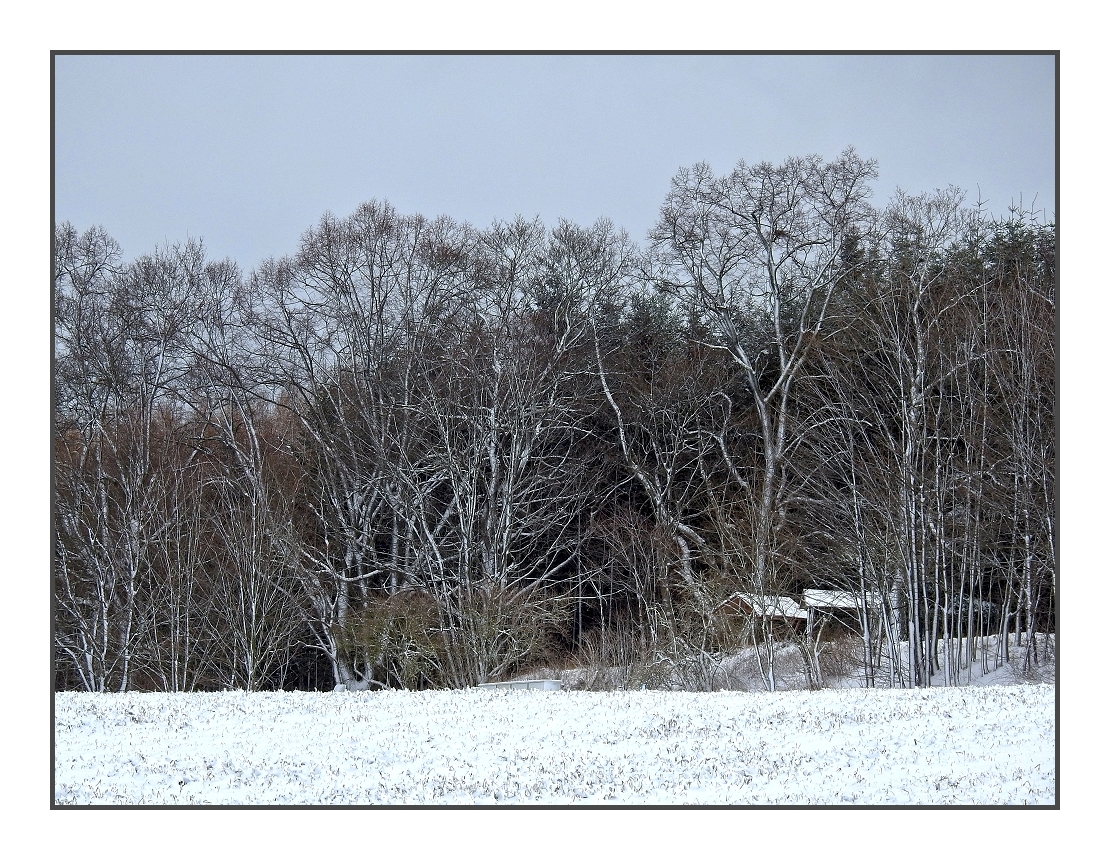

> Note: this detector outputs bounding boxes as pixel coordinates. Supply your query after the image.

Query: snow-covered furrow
[54,685,1055,805]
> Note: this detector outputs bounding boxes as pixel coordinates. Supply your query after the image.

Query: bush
[337,591,444,689]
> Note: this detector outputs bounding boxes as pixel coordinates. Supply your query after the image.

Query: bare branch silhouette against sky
[55,54,1054,270]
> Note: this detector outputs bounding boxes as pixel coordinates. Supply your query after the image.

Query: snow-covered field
[55,684,1054,805]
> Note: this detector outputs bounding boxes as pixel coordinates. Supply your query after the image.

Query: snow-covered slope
[54,684,1054,805]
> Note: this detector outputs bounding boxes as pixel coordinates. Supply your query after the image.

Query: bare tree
[395,218,619,685]
[646,151,878,688]
[181,267,310,691]
[792,191,1055,688]
[250,201,476,688]
[55,228,208,691]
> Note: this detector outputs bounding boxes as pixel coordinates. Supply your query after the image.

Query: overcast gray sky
[54,53,1055,272]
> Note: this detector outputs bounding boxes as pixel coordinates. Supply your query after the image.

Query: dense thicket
[54,151,1055,691]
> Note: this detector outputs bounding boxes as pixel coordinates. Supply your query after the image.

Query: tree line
[54,149,1055,692]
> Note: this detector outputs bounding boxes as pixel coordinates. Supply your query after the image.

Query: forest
[53,149,1056,694]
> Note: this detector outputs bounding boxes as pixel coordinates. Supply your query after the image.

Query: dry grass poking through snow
[55,684,1054,805]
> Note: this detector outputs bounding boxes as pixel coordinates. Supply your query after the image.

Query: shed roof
[723,592,808,620]
[802,589,900,610]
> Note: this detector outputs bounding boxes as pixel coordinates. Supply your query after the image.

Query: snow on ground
[551,634,1054,693]
[55,684,1054,805]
